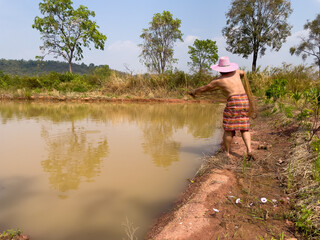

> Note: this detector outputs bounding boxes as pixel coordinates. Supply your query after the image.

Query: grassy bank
[256,101,320,239]
[251,64,320,239]
[0,67,215,100]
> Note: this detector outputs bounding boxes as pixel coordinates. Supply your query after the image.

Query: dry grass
[283,130,320,239]
[247,63,319,98]
[256,96,320,239]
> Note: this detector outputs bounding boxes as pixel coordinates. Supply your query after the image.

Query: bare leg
[223,131,235,157]
[240,130,253,158]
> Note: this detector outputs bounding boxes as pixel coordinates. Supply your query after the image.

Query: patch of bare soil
[146,109,303,240]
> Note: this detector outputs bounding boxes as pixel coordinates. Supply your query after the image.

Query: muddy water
[0,102,223,240]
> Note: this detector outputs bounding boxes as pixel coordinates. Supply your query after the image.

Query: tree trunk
[199,66,202,75]
[68,61,73,74]
[318,46,320,77]
[252,50,258,72]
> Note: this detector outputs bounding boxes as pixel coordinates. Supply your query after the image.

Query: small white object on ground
[261,197,267,203]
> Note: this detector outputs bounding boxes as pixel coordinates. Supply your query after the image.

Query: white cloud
[105,40,144,73]
[287,30,309,44]
[176,35,199,49]
[185,35,199,44]
[292,29,309,37]
[81,40,146,73]
[107,40,139,53]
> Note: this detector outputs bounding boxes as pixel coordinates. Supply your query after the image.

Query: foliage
[310,136,320,184]
[294,88,320,139]
[139,11,183,74]
[0,71,92,92]
[93,65,111,79]
[0,61,318,102]
[0,228,23,240]
[255,65,320,239]
[290,14,320,76]
[265,79,288,102]
[89,65,112,87]
[248,63,318,98]
[222,0,292,72]
[0,59,98,75]
[188,39,219,73]
[32,0,107,73]
[257,232,286,240]
[295,205,317,237]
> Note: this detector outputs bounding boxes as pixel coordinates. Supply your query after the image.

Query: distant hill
[0,59,103,75]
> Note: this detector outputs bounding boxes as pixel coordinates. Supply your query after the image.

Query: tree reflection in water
[142,122,181,168]
[0,102,224,239]
[139,104,222,167]
[41,122,109,198]
[0,102,223,188]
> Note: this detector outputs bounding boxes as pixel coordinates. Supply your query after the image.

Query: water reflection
[142,122,181,167]
[0,101,224,240]
[0,102,223,186]
[41,125,108,197]
[0,102,222,137]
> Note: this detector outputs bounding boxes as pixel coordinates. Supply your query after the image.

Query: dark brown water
[0,102,223,240]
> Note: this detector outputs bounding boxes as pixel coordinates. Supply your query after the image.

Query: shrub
[265,79,288,101]
[21,76,42,89]
[57,76,92,92]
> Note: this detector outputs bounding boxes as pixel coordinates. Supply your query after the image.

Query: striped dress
[223,94,250,131]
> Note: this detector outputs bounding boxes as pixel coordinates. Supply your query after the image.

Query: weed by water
[242,154,251,175]
[283,131,320,238]
[0,228,23,239]
[256,231,286,240]
[310,136,320,184]
[122,217,139,240]
[296,205,314,236]
[312,155,320,184]
[287,160,295,191]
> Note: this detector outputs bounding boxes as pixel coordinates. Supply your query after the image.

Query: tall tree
[139,11,183,74]
[222,0,292,72]
[188,39,219,73]
[290,14,320,76]
[33,0,107,73]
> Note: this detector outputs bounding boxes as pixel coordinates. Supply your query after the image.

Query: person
[189,56,256,159]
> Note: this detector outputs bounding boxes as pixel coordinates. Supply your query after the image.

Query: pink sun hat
[210,56,238,73]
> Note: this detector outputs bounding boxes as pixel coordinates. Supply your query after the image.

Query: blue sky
[0,0,319,73]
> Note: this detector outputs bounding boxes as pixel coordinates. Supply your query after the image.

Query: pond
[0,101,224,240]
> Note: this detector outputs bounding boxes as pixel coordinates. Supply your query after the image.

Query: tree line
[0,59,102,75]
[3,0,319,75]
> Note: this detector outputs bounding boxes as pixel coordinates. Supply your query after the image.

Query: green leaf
[33,0,107,73]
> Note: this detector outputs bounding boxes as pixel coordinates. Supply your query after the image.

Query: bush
[20,76,42,89]
[265,79,288,101]
[57,76,92,92]
[166,70,188,89]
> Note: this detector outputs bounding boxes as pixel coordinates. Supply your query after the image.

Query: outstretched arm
[189,79,219,97]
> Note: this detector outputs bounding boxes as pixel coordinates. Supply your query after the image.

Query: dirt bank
[0,94,224,104]
[146,106,303,240]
